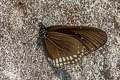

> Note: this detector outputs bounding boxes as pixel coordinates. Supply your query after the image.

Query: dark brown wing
[47,26,107,51]
[43,26,107,67]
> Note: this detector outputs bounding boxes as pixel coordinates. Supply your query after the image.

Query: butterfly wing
[43,26,107,66]
[43,32,87,66]
[47,26,107,51]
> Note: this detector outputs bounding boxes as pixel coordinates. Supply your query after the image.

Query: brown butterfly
[38,23,107,67]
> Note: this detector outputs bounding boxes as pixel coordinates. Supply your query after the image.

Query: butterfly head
[38,22,47,38]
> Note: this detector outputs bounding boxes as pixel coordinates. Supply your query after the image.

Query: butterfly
[38,23,107,67]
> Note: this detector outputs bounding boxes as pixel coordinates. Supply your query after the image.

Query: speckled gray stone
[0,0,120,80]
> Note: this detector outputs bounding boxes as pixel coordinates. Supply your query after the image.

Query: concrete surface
[0,0,120,80]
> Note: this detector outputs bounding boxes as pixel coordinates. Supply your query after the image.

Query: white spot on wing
[78,58,81,60]
[64,62,67,64]
[53,60,55,65]
[56,59,59,64]
[91,48,94,50]
[79,55,82,57]
[81,53,84,56]
[77,51,80,53]
[63,57,66,61]
[68,61,70,64]
[59,58,62,62]
[75,59,78,61]
[59,63,63,66]
[83,46,85,49]
[69,56,73,60]
[73,55,77,57]
[72,61,75,63]
[66,57,69,60]
[56,64,59,67]
[81,50,84,52]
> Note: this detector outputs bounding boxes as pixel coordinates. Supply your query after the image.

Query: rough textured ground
[0,0,120,80]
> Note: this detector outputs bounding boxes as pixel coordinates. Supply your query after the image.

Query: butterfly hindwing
[44,32,88,66]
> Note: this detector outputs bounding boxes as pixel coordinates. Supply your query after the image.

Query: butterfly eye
[39,23,107,67]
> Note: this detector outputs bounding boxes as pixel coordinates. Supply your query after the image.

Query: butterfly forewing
[42,26,107,67]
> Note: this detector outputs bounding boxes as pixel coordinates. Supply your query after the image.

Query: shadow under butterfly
[37,23,107,67]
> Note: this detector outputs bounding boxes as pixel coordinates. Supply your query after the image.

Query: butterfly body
[38,23,107,67]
